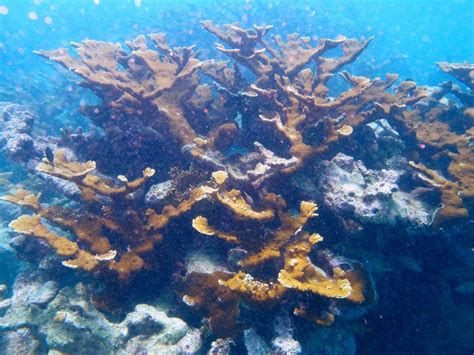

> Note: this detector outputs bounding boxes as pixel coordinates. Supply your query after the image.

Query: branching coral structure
[1,21,472,341]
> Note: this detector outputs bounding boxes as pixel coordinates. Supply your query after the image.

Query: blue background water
[1,0,473,95]
[1,0,473,141]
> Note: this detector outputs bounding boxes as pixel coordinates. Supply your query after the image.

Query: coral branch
[9,214,79,257]
[219,271,286,304]
[278,232,352,299]
[437,62,474,90]
[192,216,240,244]
[239,201,318,268]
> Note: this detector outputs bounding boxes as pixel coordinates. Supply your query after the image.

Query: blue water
[0,0,473,354]
[1,0,473,88]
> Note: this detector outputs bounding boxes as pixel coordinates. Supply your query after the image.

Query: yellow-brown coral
[219,271,286,304]
[37,150,96,180]
[108,252,145,281]
[62,250,99,272]
[146,185,214,230]
[192,216,239,244]
[0,189,42,211]
[409,161,469,223]
[211,170,229,186]
[216,189,275,221]
[9,214,79,257]
[239,201,318,268]
[278,233,353,299]
[5,21,443,337]
[38,149,155,199]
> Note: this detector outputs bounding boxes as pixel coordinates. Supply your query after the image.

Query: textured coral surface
[0,17,473,354]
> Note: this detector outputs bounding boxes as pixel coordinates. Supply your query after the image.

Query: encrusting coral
[1,20,471,342]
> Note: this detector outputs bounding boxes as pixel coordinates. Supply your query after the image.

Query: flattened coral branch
[239,201,318,268]
[10,214,79,257]
[409,161,468,223]
[36,35,204,151]
[278,232,353,299]
[0,189,42,211]
[192,216,240,244]
[146,185,215,230]
[217,189,275,221]
[37,149,155,199]
[219,271,286,304]
[437,62,474,90]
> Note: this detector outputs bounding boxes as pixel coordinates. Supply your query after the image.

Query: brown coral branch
[192,216,240,244]
[219,271,286,304]
[278,232,353,299]
[37,149,155,200]
[239,201,318,268]
[437,62,474,90]
[409,161,468,223]
[0,189,42,211]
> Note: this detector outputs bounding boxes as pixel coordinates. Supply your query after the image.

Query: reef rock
[123,327,202,355]
[272,312,302,354]
[145,180,174,206]
[0,102,36,162]
[11,271,59,307]
[0,327,42,355]
[207,338,235,354]
[359,119,405,166]
[121,304,189,343]
[0,270,201,354]
[317,153,433,226]
[0,285,10,313]
[244,328,272,355]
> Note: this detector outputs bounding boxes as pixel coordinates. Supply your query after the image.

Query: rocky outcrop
[0,103,36,162]
[0,270,202,354]
[145,180,174,207]
[317,153,434,226]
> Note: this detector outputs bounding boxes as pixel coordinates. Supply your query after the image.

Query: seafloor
[0,2,473,354]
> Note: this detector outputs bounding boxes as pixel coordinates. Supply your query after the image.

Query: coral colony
[1,21,473,344]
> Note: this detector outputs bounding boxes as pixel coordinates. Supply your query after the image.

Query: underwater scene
[0,0,473,353]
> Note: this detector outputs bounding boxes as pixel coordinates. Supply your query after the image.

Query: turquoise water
[0,1,473,354]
